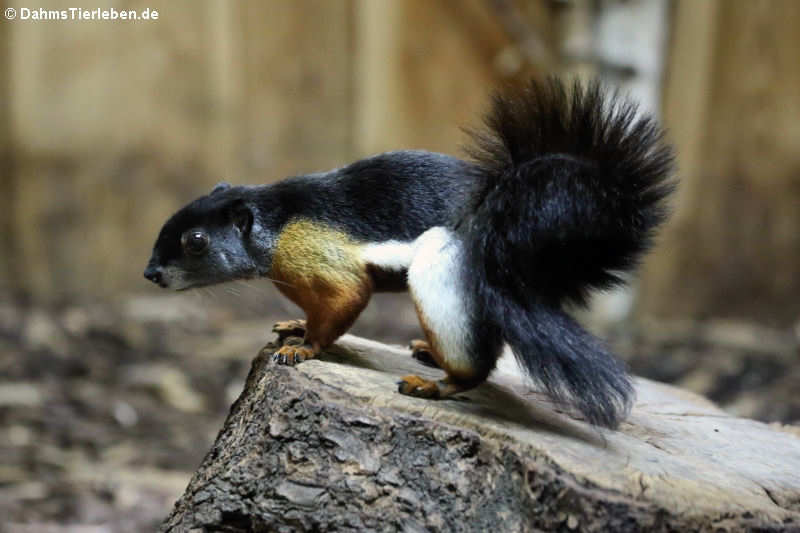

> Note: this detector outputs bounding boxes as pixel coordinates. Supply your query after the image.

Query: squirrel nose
[144,266,164,286]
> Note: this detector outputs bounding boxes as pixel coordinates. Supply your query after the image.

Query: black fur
[457,78,675,428]
[263,150,473,242]
[146,150,474,290]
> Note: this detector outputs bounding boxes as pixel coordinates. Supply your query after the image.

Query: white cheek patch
[218,251,230,270]
[251,222,278,248]
[162,265,190,291]
[407,227,473,373]
[361,240,416,271]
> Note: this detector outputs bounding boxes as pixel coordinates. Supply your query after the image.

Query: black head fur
[144,184,276,290]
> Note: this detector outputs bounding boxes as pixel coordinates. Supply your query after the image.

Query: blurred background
[1,0,798,530]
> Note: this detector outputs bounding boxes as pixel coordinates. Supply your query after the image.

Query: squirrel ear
[211,181,231,195]
[230,200,253,237]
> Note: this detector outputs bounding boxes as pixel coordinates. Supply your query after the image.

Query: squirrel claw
[272,344,316,366]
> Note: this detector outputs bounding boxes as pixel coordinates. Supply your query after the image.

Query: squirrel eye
[182,231,209,255]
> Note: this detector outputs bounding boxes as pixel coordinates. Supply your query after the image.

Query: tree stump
[161,335,800,532]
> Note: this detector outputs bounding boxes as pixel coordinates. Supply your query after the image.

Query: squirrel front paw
[271,337,316,366]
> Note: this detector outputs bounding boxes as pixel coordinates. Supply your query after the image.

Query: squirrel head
[144,182,276,290]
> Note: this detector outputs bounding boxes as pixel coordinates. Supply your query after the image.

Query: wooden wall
[0,0,528,299]
[639,0,800,327]
[2,0,798,327]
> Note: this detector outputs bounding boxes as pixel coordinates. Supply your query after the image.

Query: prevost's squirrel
[144,78,674,429]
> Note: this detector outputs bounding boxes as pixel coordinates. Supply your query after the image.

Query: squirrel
[144,78,674,429]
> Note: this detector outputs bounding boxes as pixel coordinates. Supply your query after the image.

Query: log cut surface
[162,334,800,532]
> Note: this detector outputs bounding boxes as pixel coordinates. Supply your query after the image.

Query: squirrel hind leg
[401,228,500,399]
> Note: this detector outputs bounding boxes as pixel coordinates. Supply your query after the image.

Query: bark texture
[162,335,800,532]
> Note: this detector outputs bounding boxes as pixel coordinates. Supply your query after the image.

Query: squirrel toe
[272,343,316,366]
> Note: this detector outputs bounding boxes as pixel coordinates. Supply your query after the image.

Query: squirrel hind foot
[397,375,473,399]
[397,375,441,398]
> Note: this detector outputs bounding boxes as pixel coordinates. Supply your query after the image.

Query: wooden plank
[639,0,800,326]
[353,0,519,157]
[0,19,12,292]
[240,0,353,178]
[5,0,352,298]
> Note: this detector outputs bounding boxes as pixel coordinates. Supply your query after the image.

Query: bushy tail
[457,78,675,428]
[501,299,634,428]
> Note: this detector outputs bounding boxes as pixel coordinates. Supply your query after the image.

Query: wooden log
[162,334,800,532]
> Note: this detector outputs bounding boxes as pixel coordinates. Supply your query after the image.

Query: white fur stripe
[361,240,416,271]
